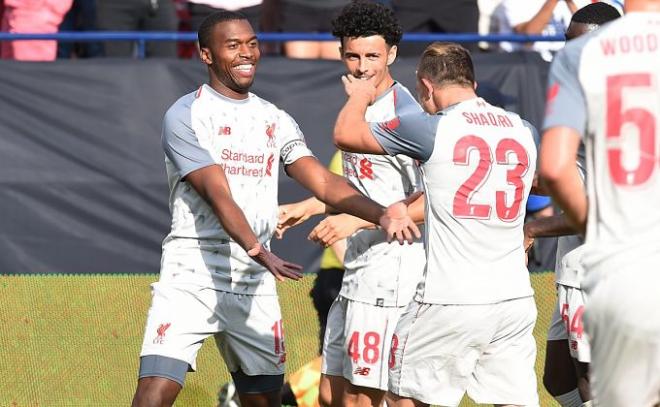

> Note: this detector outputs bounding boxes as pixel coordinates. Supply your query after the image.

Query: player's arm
[308,191,425,247]
[539,45,588,234]
[275,196,328,239]
[523,212,579,252]
[285,156,420,244]
[539,127,586,233]
[334,74,386,154]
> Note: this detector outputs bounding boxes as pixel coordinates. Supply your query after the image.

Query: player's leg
[343,382,385,407]
[132,373,182,407]
[467,297,539,407]
[386,391,429,407]
[389,301,477,407]
[339,301,405,407]
[132,282,217,406]
[545,293,582,406]
[563,285,592,403]
[218,293,288,407]
[319,374,346,407]
[584,268,660,407]
[319,297,349,406]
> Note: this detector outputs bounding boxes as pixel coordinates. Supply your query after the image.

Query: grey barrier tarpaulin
[0,52,548,274]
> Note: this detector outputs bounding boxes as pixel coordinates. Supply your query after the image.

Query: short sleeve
[161,105,215,179]
[542,40,587,136]
[370,112,439,162]
[277,109,315,166]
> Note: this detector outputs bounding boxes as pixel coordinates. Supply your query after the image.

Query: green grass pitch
[0,273,559,406]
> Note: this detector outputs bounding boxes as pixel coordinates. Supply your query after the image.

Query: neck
[433,85,477,111]
[375,75,395,98]
[208,74,249,100]
[625,0,660,13]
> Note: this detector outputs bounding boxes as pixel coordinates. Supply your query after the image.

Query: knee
[132,388,168,407]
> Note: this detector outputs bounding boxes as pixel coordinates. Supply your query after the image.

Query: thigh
[586,277,660,407]
[322,297,349,378]
[216,294,286,376]
[139,282,218,371]
[341,300,404,391]
[560,285,591,363]
[468,297,539,407]
[389,301,488,407]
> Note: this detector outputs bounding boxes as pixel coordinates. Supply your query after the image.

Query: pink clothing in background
[1,0,73,61]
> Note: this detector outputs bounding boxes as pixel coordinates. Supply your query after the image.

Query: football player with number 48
[334,42,540,407]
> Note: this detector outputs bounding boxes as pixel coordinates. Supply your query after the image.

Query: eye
[227,43,238,49]
[249,41,258,48]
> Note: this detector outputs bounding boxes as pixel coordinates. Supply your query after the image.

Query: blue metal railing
[0,32,565,59]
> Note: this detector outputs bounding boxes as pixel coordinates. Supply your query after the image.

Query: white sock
[554,388,583,407]
[581,401,593,407]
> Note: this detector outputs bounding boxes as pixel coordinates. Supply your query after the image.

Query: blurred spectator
[57,0,103,58]
[187,0,262,33]
[478,0,504,51]
[1,0,73,61]
[96,0,178,57]
[491,0,586,61]
[277,0,349,59]
[392,0,480,56]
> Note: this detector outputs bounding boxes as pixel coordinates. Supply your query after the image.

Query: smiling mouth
[233,64,255,77]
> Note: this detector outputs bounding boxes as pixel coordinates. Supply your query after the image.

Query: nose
[357,59,368,74]
[239,43,254,58]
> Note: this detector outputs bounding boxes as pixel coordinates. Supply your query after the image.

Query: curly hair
[198,10,248,49]
[331,1,403,47]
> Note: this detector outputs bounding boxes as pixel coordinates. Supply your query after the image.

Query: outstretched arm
[185,165,302,281]
[523,212,579,252]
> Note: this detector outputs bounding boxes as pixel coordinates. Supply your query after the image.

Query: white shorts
[321,296,405,391]
[584,269,660,407]
[557,284,590,363]
[547,295,569,341]
[140,282,286,376]
[389,297,539,407]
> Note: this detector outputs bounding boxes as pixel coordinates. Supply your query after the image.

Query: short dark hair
[417,42,475,88]
[198,11,249,49]
[331,0,403,47]
[571,2,621,26]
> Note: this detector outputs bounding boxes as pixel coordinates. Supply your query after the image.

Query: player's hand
[248,243,303,281]
[379,201,421,245]
[341,74,377,104]
[276,203,312,239]
[308,214,361,247]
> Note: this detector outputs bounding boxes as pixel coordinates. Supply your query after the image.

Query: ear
[474,81,478,91]
[386,45,397,66]
[421,77,434,100]
[199,47,213,65]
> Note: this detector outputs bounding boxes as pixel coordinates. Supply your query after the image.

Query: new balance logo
[218,126,231,136]
[353,367,371,376]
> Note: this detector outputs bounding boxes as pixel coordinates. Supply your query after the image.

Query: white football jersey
[373,97,537,304]
[555,150,586,288]
[159,84,313,294]
[340,82,426,307]
[543,13,660,292]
